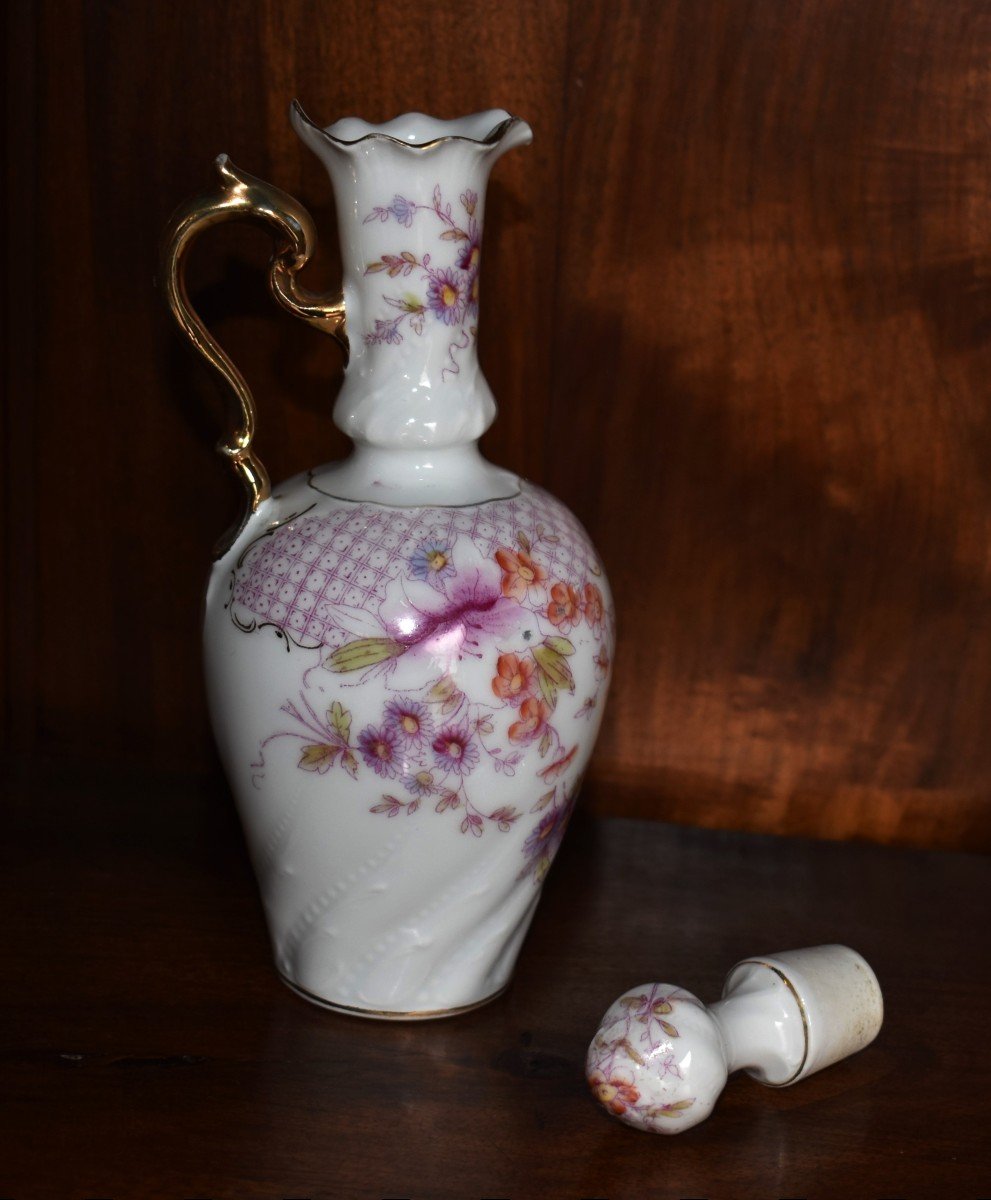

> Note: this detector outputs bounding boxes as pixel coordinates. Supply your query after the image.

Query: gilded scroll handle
[161,154,347,555]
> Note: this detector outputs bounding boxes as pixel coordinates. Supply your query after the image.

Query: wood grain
[4,0,991,847]
[545,0,991,848]
[2,768,989,1197]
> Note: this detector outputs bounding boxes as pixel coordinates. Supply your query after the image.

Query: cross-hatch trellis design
[231,488,598,647]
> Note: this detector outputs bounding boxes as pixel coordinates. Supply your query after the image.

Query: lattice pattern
[231,484,598,647]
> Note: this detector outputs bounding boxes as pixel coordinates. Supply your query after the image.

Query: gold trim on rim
[306,468,522,508]
[737,959,811,1086]
[291,99,524,151]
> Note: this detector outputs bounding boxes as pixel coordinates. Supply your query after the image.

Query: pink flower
[465,269,480,319]
[457,238,481,273]
[331,539,527,691]
[357,724,400,778]
[383,699,434,749]
[520,792,576,881]
[426,269,465,325]
[384,542,526,685]
[404,769,437,797]
[432,724,480,776]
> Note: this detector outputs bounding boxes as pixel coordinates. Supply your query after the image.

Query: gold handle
[161,154,347,554]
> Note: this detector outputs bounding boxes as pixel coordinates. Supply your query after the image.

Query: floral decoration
[362,185,483,378]
[586,986,701,1128]
[247,506,613,884]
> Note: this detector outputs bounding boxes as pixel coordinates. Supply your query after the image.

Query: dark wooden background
[5,0,991,850]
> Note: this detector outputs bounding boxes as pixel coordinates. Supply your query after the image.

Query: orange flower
[492,652,536,706]
[547,582,581,632]
[508,695,551,744]
[583,582,605,632]
[588,1069,640,1116]
[495,547,548,603]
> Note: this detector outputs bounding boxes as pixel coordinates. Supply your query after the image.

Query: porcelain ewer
[161,105,614,1018]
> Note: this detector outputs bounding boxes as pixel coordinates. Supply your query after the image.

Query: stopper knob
[586,944,883,1134]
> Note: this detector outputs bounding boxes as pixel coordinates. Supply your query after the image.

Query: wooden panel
[547,0,991,848]
[5,0,991,848]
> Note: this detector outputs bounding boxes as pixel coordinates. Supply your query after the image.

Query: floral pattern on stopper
[586,986,702,1127]
[362,185,482,379]
[232,490,613,883]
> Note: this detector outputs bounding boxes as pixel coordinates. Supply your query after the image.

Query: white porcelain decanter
[162,105,614,1018]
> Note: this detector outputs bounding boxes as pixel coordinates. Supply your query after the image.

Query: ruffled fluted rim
[291,100,531,152]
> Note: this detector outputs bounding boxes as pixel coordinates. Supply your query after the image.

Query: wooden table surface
[3,768,988,1199]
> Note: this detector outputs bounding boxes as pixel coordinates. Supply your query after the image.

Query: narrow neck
[308,443,520,507]
[324,142,498,450]
[710,964,807,1085]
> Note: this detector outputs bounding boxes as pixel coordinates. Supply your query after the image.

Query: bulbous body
[207,470,612,1015]
[168,105,614,1016]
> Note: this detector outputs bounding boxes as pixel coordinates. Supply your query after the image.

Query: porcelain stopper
[586,944,883,1134]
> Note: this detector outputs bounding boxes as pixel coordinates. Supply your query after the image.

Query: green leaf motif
[328,638,405,673]
[659,1020,680,1038]
[298,744,340,773]
[648,1099,695,1118]
[618,1037,645,1066]
[371,796,403,815]
[537,668,558,711]
[531,788,556,813]
[533,642,576,702]
[328,700,352,744]
[429,676,464,715]
[545,636,575,657]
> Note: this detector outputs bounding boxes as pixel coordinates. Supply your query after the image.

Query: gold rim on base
[278,973,509,1021]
